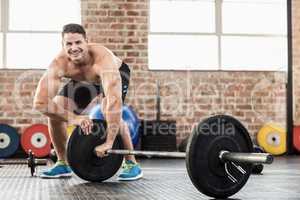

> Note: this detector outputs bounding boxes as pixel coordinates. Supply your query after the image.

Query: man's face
[62,33,88,64]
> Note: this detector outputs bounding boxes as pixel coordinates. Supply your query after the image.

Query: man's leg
[40,96,77,178]
[101,100,142,181]
[49,96,77,162]
[119,119,137,163]
[48,119,68,161]
[117,119,143,181]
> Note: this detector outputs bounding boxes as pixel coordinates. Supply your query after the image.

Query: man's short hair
[62,23,86,38]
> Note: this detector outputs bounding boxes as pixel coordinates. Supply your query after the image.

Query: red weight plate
[21,124,51,158]
[293,126,300,152]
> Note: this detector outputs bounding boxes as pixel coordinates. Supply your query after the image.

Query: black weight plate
[67,120,124,182]
[0,124,20,158]
[252,145,264,174]
[252,164,264,174]
[253,145,264,153]
[186,115,253,198]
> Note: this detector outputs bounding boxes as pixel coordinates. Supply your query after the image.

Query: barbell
[66,115,274,199]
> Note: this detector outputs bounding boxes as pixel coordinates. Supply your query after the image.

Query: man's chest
[64,65,101,84]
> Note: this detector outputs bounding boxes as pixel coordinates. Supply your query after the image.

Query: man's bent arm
[33,62,77,122]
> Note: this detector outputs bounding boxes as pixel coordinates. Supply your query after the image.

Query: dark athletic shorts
[57,62,130,114]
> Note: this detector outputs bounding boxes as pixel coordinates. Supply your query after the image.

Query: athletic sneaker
[39,161,72,178]
[117,160,143,181]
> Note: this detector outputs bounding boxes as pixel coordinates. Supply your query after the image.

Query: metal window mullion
[2,0,9,69]
[216,0,222,70]
[0,0,2,68]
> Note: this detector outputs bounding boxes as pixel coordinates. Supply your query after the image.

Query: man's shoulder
[89,44,115,57]
[89,43,105,52]
[47,52,68,76]
[50,51,68,67]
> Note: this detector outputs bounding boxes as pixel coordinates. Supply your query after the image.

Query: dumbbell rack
[0,150,47,176]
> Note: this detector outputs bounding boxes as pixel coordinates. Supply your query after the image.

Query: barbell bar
[105,149,273,164]
[106,149,186,158]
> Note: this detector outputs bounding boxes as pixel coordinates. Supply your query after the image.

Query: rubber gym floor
[0,156,299,200]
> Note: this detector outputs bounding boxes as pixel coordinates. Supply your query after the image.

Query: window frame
[0,0,80,69]
[148,0,287,71]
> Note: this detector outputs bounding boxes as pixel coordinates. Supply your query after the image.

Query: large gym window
[0,0,81,69]
[148,0,287,71]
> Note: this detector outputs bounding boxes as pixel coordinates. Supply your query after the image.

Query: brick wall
[0,70,46,134]
[0,0,292,146]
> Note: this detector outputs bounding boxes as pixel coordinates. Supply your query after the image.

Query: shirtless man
[33,23,142,180]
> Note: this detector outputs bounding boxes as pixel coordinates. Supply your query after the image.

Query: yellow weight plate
[67,125,76,136]
[257,123,286,155]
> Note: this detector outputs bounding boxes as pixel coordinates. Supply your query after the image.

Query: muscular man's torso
[55,44,122,85]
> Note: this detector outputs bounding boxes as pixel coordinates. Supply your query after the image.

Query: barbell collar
[219,151,274,164]
[107,149,186,158]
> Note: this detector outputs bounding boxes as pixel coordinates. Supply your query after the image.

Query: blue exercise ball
[89,105,140,146]
[89,105,104,120]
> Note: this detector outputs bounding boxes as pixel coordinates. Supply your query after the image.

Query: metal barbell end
[219,151,274,164]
